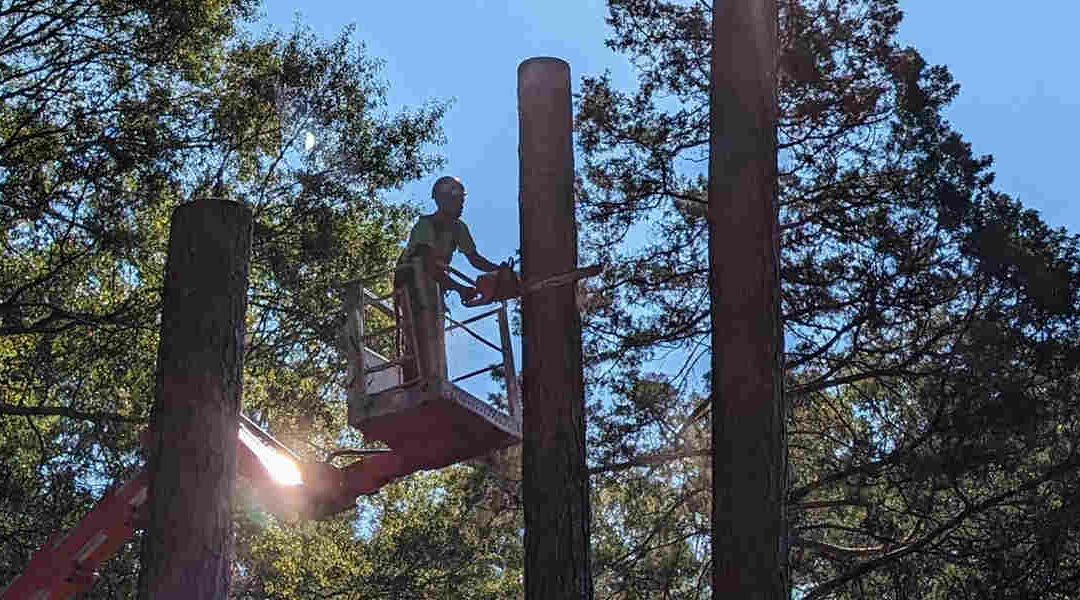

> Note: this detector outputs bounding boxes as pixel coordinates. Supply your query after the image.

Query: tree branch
[0,403,144,424]
[791,536,885,557]
[804,460,1079,599]
[589,448,709,475]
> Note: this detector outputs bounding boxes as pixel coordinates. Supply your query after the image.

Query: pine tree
[575,0,1080,597]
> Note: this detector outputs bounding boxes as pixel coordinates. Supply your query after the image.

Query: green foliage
[231,466,524,599]
[0,1,453,595]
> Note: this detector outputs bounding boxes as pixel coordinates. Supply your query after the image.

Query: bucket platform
[340,280,521,470]
[349,376,520,470]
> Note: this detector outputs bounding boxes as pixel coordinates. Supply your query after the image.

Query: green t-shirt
[398,214,477,267]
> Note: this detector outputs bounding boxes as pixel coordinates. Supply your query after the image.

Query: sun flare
[239,425,303,486]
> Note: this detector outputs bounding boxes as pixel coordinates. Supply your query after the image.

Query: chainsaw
[449,261,602,308]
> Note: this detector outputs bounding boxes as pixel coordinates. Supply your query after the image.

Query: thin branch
[589,448,709,475]
[791,499,870,511]
[0,403,144,424]
[791,536,885,557]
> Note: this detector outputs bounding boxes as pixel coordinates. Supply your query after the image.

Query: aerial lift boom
[3,263,598,600]
[0,414,415,600]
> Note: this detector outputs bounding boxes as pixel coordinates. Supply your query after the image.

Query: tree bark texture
[139,199,252,600]
[708,0,787,598]
[518,57,593,600]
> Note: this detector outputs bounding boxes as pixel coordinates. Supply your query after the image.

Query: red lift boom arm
[0,416,414,600]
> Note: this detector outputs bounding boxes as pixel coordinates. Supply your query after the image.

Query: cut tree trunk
[708,0,787,597]
[518,56,593,600]
[138,198,253,600]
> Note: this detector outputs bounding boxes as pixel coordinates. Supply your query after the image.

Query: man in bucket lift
[394,175,504,383]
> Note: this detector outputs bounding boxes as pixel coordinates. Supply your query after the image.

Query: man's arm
[465,250,500,273]
[455,221,500,273]
[415,245,477,300]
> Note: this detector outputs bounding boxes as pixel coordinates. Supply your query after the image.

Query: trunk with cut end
[138,199,253,600]
[518,57,593,600]
[708,0,787,597]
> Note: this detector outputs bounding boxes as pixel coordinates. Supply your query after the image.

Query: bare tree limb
[589,448,709,475]
[791,536,885,557]
[0,403,144,424]
[791,499,870,511]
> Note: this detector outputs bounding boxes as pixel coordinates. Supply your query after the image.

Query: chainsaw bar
[521,264,602,294]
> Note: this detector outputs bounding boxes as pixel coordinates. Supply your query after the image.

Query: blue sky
[897,0,1079,235]
[256,0,1078,264]
[251,0,1078,396]
[258,0,632,273]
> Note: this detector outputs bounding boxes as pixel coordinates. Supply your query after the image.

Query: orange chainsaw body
[471,267,522,305]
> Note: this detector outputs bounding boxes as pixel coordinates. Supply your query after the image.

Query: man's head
[432,175,466,219]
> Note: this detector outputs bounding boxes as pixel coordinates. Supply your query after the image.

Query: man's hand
[456,286,480,304]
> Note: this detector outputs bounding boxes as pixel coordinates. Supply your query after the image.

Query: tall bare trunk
[708,0,787,597]
[138,199,252,600]
[518,57,593,600]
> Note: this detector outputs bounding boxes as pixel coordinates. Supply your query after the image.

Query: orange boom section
[0,417,415,600]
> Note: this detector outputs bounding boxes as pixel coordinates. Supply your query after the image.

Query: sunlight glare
[239,425,303,486]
